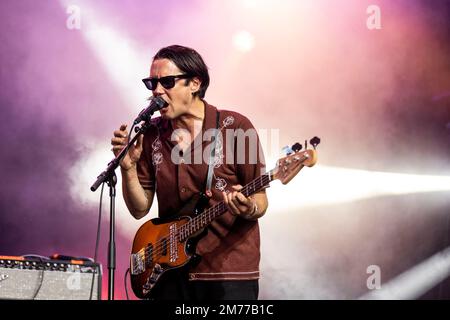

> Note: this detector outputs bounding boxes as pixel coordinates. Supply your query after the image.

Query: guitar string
[183,174,271,239]
[136,174,273,264]
[172,174,270,243]
[135,173,273,265]
[135,202,227,265]
[134,153,308,271]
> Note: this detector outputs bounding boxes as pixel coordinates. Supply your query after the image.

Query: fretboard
[179,171,273,241]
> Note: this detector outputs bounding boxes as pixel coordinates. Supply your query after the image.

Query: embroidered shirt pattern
[212,115,235,193]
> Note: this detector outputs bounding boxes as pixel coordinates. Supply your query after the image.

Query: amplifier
[0,255,102,300]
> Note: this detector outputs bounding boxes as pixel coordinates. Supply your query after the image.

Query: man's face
[149,58,198,119]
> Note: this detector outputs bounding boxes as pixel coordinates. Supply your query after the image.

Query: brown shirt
[137,100,266,281]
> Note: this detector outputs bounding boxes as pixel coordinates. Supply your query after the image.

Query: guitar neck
[180,171,274,240]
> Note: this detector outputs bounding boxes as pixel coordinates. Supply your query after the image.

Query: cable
[30,257,45,300]
[89,182,105,300]
[124,268,130,300]
[22,254,50,260]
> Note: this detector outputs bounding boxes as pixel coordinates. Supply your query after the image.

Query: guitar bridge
[130,252,145,275]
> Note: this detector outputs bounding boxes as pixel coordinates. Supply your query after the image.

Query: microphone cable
[124,268,130,300]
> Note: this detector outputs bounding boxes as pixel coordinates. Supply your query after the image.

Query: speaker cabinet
[0,256,102,300]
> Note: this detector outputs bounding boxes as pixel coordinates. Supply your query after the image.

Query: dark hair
[153,45,210,99]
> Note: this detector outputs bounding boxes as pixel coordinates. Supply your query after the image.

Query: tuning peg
[282,145,293,155]
[291,142,302,152]
[310,136,321,149]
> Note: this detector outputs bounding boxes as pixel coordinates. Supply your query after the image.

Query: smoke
[0,0,133,299]
[259,192,450,299]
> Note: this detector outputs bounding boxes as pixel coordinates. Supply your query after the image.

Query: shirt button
[181,187,187,193]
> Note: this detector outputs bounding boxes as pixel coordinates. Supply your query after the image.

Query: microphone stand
[90,117,155,300]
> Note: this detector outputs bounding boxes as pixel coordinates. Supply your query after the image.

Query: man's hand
[111,124,144,171]
[222,185,258,220]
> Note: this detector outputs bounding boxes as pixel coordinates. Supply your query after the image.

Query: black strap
[205,110,220,195]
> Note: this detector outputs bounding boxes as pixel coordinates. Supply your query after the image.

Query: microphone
[133,96,168,124]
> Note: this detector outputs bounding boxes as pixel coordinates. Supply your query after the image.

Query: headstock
[272,137,319,185]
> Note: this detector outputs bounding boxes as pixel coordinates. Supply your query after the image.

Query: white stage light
[232,30,255,52]
[265,162,450,212]
[59,0,151,109]
[360,246,450,299]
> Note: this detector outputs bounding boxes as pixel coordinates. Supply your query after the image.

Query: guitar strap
[205,110,220,196]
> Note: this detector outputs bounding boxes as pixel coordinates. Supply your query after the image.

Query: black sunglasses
[142,74,192,90]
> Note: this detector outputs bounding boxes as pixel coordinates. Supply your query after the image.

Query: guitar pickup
[161,238,168,256]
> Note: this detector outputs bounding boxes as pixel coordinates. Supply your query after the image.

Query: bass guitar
[130,141,318,299]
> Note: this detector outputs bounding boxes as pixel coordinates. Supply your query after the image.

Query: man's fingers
[114,124,128,138]
[223,189,251,216]
[111,146,125,155]
[113,130,128,138]
[231,184,243,191]
[111,137,127,146]
[111,145,124,151]
[231,191,239,206]
[236,192,248,204]
[222,192,229,205]
[227,192,239,215]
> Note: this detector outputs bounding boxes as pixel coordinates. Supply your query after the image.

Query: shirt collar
[159,100,218,144]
